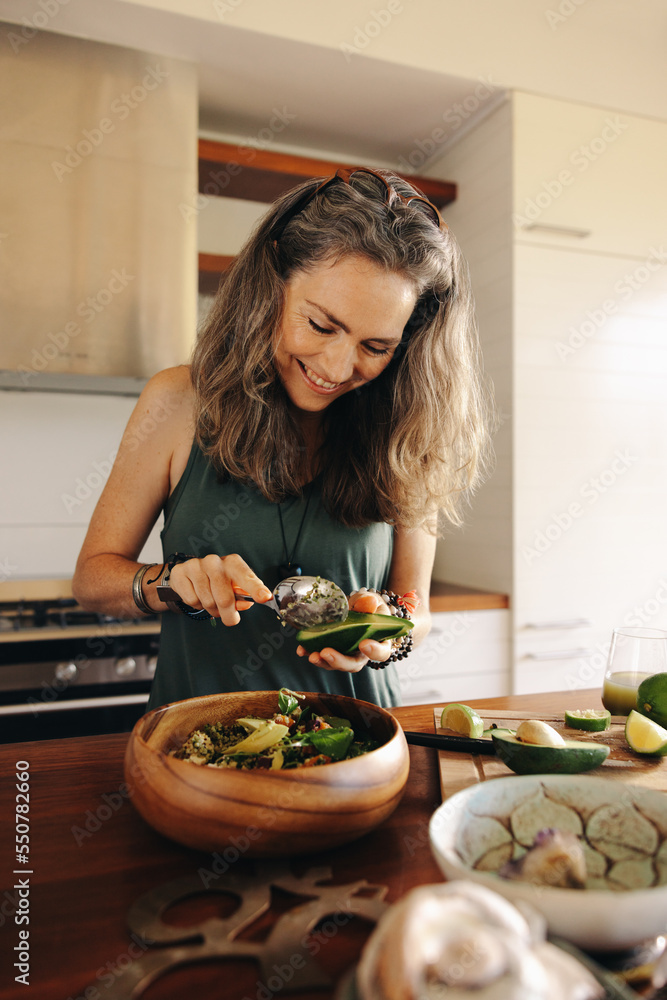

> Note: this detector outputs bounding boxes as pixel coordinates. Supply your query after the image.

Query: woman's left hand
[296,591,392,673]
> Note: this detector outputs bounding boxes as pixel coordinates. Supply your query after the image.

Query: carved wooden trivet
[83,860,388,998]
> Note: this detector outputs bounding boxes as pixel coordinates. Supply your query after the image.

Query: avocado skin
[637,673,667,729]
[491,731,610,775]
[296,611,413,655]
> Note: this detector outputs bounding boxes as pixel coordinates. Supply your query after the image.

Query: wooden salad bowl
[124,690,410,857]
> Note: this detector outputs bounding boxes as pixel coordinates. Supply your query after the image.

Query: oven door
[0,632,158,743]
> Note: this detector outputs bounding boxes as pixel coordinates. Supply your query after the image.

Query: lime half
[625,709,667,756]
[440,703,484,739]
[564,709,611,732]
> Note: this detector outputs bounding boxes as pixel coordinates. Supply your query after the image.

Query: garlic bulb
[356,882,603,1000]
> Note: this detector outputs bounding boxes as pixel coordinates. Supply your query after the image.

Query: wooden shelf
[198,139,457,292]
[198,139,457,207]
[198,252,234,295]
[429,581,509,612]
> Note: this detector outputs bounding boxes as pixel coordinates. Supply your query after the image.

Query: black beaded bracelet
[365,589,415,670]
[148,553,213,621]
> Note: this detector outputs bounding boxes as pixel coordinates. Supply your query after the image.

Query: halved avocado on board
[491,731,610,775]
[296,610,413,655]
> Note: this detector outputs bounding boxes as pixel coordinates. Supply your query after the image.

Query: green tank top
[147,442,399,710]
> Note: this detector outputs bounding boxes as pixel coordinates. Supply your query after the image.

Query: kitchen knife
[402,731,497,755]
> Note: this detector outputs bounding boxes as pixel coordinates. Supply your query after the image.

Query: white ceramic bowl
[429,774,667,952]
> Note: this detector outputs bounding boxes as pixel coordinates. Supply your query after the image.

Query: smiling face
[273,255,418,418]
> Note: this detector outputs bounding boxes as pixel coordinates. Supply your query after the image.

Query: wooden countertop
[0,689,603,1000]
[429,580,509,612]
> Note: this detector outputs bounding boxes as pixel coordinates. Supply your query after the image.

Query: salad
[171,688,380,770]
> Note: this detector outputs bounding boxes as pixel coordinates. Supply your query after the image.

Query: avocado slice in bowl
[296,610,413,655]
[491,731,610,775]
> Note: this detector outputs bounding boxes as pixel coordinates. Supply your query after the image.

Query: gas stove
[0,595,161,743]
[0,597,159,632]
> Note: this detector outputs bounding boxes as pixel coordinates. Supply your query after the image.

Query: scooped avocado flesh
[515,719,565,747]
[491,731,610,775]
[296,610,413,655]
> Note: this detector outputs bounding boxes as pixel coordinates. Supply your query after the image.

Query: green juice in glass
[602,671,653,715]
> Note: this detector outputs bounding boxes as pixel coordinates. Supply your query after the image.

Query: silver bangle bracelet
[132,563,158,616]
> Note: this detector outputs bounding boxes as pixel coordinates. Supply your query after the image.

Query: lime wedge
[564,709,611,732]
[625,709,667,756]
[440,703,484,739]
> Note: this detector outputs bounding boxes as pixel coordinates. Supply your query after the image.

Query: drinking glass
[601,627,667,715]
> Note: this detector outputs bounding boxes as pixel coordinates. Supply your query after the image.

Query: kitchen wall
[0,391,163,580]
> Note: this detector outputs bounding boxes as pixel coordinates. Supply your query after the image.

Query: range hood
[0,24,197,394]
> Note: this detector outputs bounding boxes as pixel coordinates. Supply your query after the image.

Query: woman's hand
[165,554,273,626]
[296,590,393,673]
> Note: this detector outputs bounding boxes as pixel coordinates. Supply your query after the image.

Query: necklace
[276,483,314,579]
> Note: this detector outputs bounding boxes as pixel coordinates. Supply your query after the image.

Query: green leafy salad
[171,689,380,770]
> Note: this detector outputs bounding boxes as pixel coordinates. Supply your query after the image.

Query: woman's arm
[73,366,274,622]
[386,521,436,649]
[72,367,194,618]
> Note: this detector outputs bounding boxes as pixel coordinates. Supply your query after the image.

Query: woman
[73,167,491,710]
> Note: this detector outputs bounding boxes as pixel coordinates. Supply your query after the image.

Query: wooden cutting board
[433,708,667,801]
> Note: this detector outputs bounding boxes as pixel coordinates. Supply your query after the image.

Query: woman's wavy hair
[191,169,494,531]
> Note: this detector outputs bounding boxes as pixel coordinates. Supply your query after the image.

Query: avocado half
[491,731,610,775]
[296,610,413,655]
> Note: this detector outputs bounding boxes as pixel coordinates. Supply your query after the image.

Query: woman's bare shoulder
[132,367,197,491]
[117,365,195,469]
[126,366,194,434]
[140,365,194,411]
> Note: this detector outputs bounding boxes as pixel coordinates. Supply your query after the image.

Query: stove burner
[54,610,105,628]
[0,598,159,632]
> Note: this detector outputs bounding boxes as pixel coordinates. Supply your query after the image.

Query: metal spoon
[157,575,349,629]
[237,575,349,628]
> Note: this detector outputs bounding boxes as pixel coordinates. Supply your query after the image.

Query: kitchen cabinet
[512,94,667,693]
[427,92,667,696]
[397,609,510,705]
[513,94,667,259]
